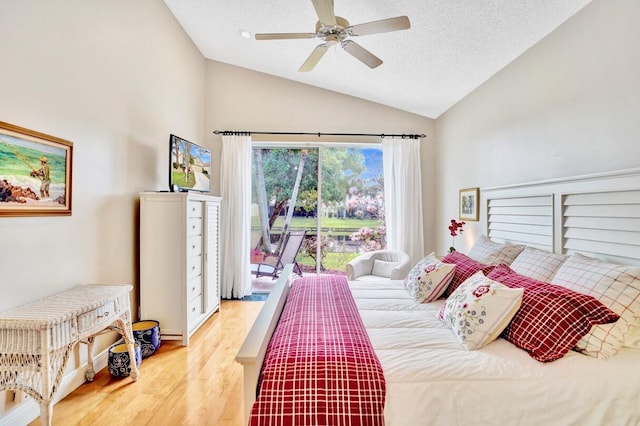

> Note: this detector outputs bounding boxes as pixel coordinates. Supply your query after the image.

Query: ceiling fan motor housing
[316,16,350,42]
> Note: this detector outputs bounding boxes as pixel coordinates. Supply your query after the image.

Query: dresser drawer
[187,201,203,218]
[77,299,119,335]
[187,275,202,300]
[187,218,202,236]
[187,236,202,258]
[187,254,202,280]
[187,295,203,325]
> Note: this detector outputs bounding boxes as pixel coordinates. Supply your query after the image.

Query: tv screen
[169,134,211,192]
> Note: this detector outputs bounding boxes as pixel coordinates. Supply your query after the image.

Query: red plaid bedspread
[250,275,386,426]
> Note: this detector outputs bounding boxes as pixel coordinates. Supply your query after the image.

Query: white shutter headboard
[487,195,553,251]
[481,168,640,266]
[562,189,640,264]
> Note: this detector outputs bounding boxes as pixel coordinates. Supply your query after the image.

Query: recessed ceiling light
[239,30,251,39]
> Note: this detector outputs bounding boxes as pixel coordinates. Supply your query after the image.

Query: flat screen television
[169,134,211,192]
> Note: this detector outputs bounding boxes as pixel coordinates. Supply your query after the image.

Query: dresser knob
[97,312,110,318]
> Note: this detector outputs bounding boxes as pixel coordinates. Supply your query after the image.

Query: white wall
[203,60,436,253]
[435,0,640,253]
[0,1,206,411]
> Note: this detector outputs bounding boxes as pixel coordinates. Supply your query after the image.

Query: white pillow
[404,253,455,303]
[551,252,640,358]
[439,271,524,350]
[372,259,397,278]
[467,235,525,266]
[509,246,567,282]
[625,326,640,349]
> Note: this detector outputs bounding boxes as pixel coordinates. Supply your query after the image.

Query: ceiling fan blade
[311,0,336,25]
[255,32,317,40]
[299,43,331,72]
[348,16,410,36]
[342,40,383,69]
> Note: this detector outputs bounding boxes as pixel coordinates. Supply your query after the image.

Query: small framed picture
[0,121,73,216]
[459,187,479,221]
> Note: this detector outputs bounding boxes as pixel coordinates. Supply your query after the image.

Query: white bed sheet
[349,280,640,426]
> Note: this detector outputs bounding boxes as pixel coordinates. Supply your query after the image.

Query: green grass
[251,216,381,235]
[171,170,195,188]
[297,252,360,272]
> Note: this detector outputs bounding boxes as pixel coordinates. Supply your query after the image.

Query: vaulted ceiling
[164,0,591,119]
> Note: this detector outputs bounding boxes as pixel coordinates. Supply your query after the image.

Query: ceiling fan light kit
[254,0,410,72]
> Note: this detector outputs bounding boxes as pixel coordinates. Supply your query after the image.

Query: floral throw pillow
[404,253,456,303]
[439,271,524,350]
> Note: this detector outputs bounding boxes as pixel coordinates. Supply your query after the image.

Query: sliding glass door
[251,144,385,275]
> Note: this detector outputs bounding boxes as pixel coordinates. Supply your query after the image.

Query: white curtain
[220,134,253,298]
[382,138,425,263]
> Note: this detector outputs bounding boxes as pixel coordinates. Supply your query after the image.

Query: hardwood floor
[29,300,263,426]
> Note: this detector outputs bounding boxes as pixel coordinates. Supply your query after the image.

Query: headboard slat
[564,216,640,231]
[489,222,552,236]
[564,190,640,206]
[564,227,640,246]
[488,196,552,207]
[564,204,640,218]
[486,215,551,226]
[564,239,640,260]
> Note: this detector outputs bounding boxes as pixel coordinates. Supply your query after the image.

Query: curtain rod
[213,130,426,139]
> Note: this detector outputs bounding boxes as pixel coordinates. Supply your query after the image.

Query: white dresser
[139,192,221,345]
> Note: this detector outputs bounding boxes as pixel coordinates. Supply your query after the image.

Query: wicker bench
[0,284,139,426]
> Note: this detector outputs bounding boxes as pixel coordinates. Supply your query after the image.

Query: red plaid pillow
[441,251,495,296]
[487,265,619,362]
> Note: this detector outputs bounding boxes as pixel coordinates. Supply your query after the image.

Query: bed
[236,168,640,425]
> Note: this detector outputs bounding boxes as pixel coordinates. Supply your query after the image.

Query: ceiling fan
[254,0,411,72]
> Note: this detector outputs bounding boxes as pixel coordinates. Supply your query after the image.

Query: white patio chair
[346,249,412,281]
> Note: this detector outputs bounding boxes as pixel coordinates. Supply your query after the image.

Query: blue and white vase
[132,320,161,358]
[108,343,142,378]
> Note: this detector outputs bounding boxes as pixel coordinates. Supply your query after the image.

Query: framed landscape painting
[0,121,73,216]
[459,187,479,221]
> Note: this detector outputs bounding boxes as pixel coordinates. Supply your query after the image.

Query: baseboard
[0,348,109,426]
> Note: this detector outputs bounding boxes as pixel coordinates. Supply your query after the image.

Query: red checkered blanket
[250,275,386,426]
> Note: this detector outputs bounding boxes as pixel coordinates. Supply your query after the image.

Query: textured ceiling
[163,0,591,119]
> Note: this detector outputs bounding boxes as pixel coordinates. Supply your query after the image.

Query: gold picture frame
[459,187,479,221]
[0,121,73,216]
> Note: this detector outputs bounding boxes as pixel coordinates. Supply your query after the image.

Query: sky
[361,148,382,180]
